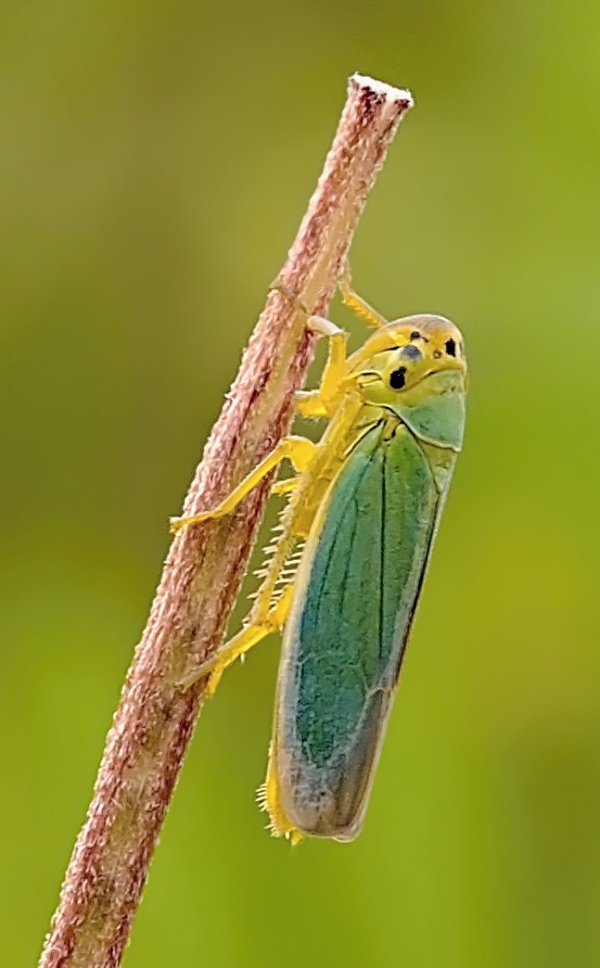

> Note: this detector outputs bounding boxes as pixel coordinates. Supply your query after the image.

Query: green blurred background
[2,1,599,966]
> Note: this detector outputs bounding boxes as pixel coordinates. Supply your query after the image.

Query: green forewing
[293,422,438,765]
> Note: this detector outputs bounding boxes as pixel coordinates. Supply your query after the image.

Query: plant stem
[39,73,413,968]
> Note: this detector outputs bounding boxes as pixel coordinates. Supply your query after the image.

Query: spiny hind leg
[257,742,304,845]
[270,478,298,497]
[178,585,294,696]
[170,436,316,532]
[338,262,388,330]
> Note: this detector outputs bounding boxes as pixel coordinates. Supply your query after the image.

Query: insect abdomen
[272,422,442,840]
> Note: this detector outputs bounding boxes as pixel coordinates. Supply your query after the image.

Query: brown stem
[39,73,414,968]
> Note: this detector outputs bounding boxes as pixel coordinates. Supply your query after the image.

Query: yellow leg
[339,264,388,330]
[347,327,406,372]
[270,278,350,417]
[170,436,316,533]
[178,584,294,696]
[289,314,351,420]
[307,315,348,405]
[270,478,298,497]
[294,390,329,419]
[258,741,304,844]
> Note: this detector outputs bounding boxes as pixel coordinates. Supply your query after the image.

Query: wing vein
[314,453,377,638]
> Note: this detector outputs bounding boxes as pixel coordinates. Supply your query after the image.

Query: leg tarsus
[299,315,349,416]
[270,280,350,416]
[170,436,316,534]
[179,623,267,696]
[178,586,294,696]
[306,314,345,340]
[294,390,329,419]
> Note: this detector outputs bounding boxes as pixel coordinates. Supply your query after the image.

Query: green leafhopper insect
[171,274,467,843]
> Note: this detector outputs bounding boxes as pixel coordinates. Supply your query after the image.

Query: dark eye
[389,367,406,390]
[409,330,421,341]
[445,338,456,357]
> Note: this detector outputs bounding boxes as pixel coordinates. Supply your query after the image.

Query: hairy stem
[39,73,413,968]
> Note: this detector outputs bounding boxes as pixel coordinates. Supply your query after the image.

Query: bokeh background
[2,2,599,966]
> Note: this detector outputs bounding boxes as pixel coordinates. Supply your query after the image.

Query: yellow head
[353,314,467,450]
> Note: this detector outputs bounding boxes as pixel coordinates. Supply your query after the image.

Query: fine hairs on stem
[39,74,414,968]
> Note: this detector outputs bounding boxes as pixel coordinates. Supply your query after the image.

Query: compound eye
[389,366,406,390]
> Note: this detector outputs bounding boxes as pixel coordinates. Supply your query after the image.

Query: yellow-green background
[2,2,599,966]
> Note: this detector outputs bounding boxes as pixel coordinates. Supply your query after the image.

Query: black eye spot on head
[400,344,422,361]
[445,338,456,357]
[409,330,421,341]
[389,366,406,390]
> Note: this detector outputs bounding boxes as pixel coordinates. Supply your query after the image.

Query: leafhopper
[172,275,467,843]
